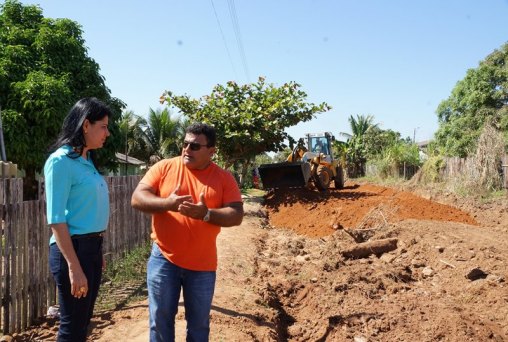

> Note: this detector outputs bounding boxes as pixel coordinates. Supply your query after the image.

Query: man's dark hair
[186,122,216,147]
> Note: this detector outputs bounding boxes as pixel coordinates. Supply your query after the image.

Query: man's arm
[132,182,244,226]
[177,192,244,227]
[131,182,192,213]
[202,201,244,227]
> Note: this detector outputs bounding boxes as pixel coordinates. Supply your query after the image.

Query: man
[313,139,324,153]
[131,122,244,341]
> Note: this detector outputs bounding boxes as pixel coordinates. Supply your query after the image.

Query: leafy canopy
[0,0,124,197]
[160,77,331,169]
[119,108,189,167]
[338,114,378,177]
[434,42,508,157]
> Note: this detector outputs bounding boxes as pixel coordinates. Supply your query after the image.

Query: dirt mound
[255,183,507,341]
[264,182,477,238]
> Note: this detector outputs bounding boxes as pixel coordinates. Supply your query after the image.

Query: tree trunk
[341,238,398,259]
[239,159,252,188]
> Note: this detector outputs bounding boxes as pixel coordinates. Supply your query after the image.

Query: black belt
[71,231,105,240]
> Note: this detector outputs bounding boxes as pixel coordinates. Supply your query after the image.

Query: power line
[210,0,239,80]
[226,0,250,83]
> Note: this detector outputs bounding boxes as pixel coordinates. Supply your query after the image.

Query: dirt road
[14,182,508,341]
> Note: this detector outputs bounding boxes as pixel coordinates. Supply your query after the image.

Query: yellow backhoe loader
[259,132,344,191]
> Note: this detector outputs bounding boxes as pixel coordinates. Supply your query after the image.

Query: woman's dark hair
[185,122,216,147]
[49,97,112,165]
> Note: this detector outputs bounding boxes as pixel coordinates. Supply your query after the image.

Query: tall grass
[448,122,505,196]
[96,240,152,311]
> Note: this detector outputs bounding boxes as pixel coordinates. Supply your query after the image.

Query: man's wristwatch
[203,209,211,222]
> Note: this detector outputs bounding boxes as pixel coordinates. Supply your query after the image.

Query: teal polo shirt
[44,145,109,245]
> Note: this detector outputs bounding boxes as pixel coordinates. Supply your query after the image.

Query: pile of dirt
[9,182,508,341]
[252,182,507,341]
[263,183,478,237]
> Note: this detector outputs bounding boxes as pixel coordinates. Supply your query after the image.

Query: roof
[115,152,146,166]
[417,140,431,148]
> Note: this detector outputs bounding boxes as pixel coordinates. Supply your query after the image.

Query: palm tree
[142,107,185,162]
[340,114,379,177]
[340,114,378,141]
[118,110,146,174]
[118,108,186,168]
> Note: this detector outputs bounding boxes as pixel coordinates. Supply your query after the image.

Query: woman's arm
[51,223,89,298]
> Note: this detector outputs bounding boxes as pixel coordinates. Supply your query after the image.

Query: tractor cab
[305,132,334,158]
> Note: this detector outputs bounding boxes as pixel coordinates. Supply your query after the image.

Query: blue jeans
[147,243,216,342]
[49,237,103,342]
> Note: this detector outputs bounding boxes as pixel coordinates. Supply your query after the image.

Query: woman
[44,97,112,341]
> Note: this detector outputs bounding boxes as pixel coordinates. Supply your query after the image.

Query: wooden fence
[443,154,508,188]
[0,176,151,334]
[365,162,420,180]
[364,154,508,188]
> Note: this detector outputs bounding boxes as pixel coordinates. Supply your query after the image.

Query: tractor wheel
[314,165,331,190]
[334,166,344,189]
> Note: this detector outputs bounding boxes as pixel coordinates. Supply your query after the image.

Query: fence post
[502,154,508,189]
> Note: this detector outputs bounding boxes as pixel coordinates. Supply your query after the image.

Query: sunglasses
[183,141,209,151]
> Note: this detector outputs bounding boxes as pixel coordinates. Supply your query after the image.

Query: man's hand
[131,183,192,213]
[178,192,208,220]
[166,185,193,212]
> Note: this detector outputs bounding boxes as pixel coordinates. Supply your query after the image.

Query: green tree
[255,153,274,166]
[340,114,379,177]
[118,110,146,173]
[273,148,292,162]
[141,107,185,161]
[161,77,331,185]
[331,139,348,168]
[0,0,124,198]
[359,125,422,179]
[363,127,401,159]
[434,42,508,157]
[118,108,186,166]
[378,142,421,177]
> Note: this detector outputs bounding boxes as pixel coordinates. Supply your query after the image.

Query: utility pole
[413,127,419,144]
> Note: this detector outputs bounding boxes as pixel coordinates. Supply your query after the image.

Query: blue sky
[18,0,508,143]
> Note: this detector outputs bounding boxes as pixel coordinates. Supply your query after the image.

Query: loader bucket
[258,162,312,189]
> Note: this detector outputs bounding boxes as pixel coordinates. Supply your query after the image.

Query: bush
[448,122,505,195]
[419,155,445,184]
[367,142,421,179]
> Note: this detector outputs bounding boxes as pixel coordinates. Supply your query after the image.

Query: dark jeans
[148,243,216,342]
[49,236,103,342]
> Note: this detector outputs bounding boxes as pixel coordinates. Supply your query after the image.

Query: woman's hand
[69,264,88,298]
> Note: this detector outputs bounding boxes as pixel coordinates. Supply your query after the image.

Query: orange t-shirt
[140,156,242,271]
